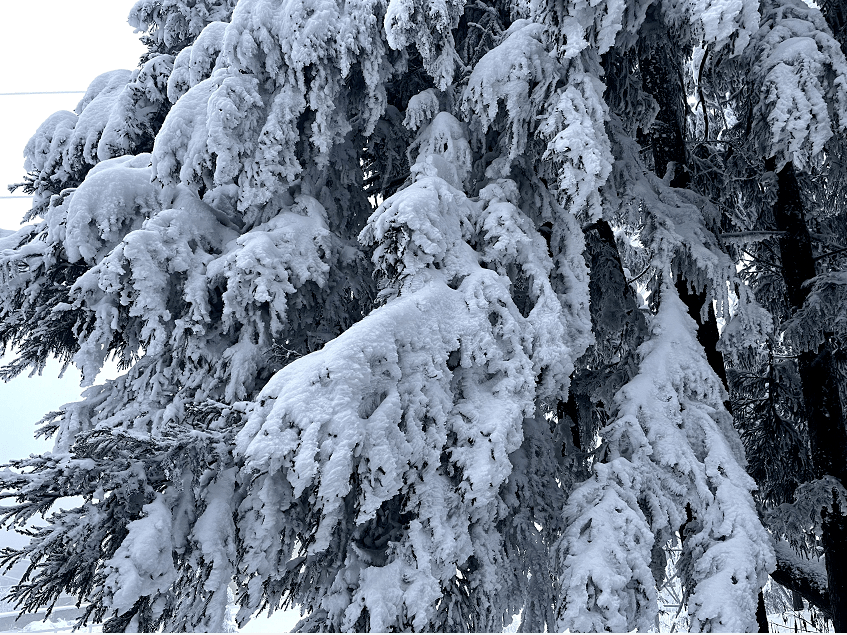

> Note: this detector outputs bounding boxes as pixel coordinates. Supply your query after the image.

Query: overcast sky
[0,0,146,230]
[0,3,297,630]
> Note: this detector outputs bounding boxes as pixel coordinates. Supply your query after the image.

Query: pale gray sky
[0,0,146,230]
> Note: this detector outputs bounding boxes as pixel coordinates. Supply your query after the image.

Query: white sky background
[0,2,298,630]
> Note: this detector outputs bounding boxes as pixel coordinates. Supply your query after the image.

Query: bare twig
[698,46,710,142]
[626,264,653,285]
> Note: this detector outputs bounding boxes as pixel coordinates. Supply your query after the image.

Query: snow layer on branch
[717,287,774,364]
[19,110,79,217]
[662,0,760,55]
[476,178,579,400]
[0,225,41,295]
[19,61,172,219]
[783,271,847,351]
[168,21,228,103]
[530,0,628,57]
[767,476,847,552]
[405,112,472,190]
[129,0,238,54]
[546,201,594,387]
[185,468,238,631]
[539,57,613,223]
[153,73,227,194]
[68,59,173,171]
[96,466,238,632]
[384,0,464,88]
[17,56,177,225]
[463,21,560,165]
[533,0,755,65]
[610,118,735,310]
[557,283,774,632]
[556,460,657,632]
[236,247,532,631]
[23,111,78,181]
[48,154,160,264]
[65,71,133,174]
[69,184,342,404]
[102,493,177,615]
[154,0,393,212]
[75,70,132,115]
[206,196,332,341]
[747,0,847,169]
[71,188,238,382]
[772,540,828,592]
[403,88,441,131]
[460,23,595,369]
[98,55,174,161]
[462,20,612,222]
[237,267,530,535]
[235,113,580,631]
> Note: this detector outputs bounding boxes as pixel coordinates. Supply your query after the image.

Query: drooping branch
[770,544,831,617]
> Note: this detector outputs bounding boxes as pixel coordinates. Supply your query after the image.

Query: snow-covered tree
[7,0,847,629]
[556,283,772,632]
[690,0,847,626]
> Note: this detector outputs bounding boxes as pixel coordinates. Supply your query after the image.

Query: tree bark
[770,160,847,631]
[797,9,847,626]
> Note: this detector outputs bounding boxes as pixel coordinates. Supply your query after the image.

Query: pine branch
[721,231,787,242]
[771,553,831,618]
[812,245,847,262]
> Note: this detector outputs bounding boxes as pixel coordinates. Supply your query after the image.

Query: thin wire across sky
[0,91,84,96]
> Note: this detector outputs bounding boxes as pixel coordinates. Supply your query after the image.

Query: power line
[0,91,85,96]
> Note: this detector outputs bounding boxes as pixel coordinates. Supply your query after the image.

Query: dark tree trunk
[770,160,847,631]
[568,219,645,450]
[795,8,847,626]
[800,345,847,631]
[820,0,847,52]
[638,4,688,187]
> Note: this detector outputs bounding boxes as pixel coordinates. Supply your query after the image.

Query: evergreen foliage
[1,0,846,630]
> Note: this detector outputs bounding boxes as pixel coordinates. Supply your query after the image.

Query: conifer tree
[5,0,846,630]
